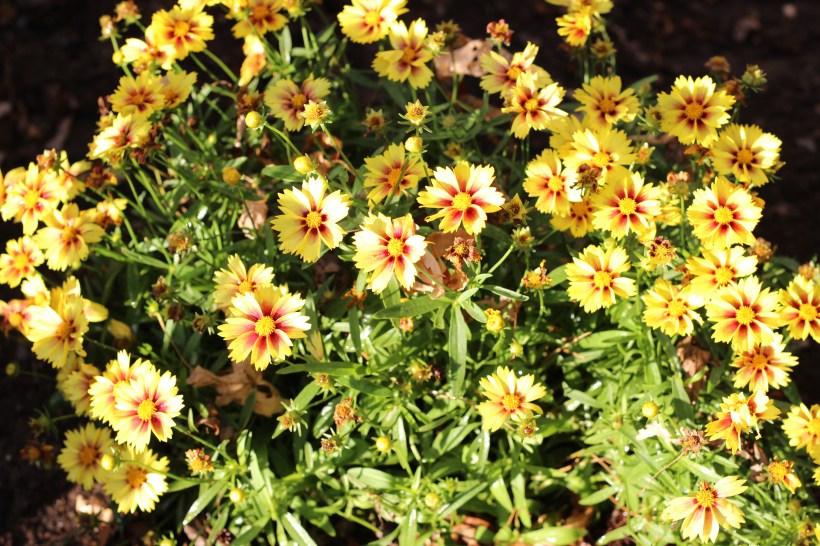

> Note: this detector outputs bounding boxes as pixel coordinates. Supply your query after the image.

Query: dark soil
[1,0,818,543]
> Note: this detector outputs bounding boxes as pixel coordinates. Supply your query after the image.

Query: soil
[1,0,818,543]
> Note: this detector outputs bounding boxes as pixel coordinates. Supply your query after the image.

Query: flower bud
[222,166,241,186]
[641,401,659,419]
[423,492,440,509]
[375,435,392,453]
[244,111,263,129]
[405,136,423,154]
[293,155,314,174]
[229,488,244,503]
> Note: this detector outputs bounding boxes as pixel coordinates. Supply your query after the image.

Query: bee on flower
[477,366,547,432]
[566,243,635,312]
[656,75,735,147]
[560,127,635,186]
[101,446,169,513]
[372,19,434,89]
[337,0,407,44]
[57,423,115,490]
[264,76,331,132]
[352,213,427,293]
[661,476,747,543]
[502,72,566,139]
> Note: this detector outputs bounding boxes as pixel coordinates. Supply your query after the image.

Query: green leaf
[448,305,468,397]
[335,376,393,397]
[346,467,397,490]
[517,526,585,545]
[398,507,418,546]
[437,482,487,517]
[281,512,318,546]
[489,477,514,513]
[372,296,448,319]
[183,480,225,524]
[485,285,529,301]
[232,520,270,546]
[579,485,617,506]
[511,472,532,527]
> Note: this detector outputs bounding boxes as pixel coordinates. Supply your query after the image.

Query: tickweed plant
[2,0,820,544]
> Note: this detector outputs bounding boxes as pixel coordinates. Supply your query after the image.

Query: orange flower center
[714,266,735,286]
[807,419,820,437]
[305,210,323,229]
[137,399,158,421]
[735,305,756,325]
[667,299,687,318]
[507,65,523,82]
[683,101,704,122]
[593,270,613,289]
[363,10,382,27]
[501,392,523,412]
[386,237,406,257]
[255,316,276,336]
[713,205,735,225]
[452,192,473,211]
[547,175,564,192]
[523,98,540,112]
[78,445,99,467]
[401,47,416,64]
[751,352,770,371]
[237,279,253,294]
[591,151,611,169]
[13,253,31,270]
[618,197,637,216]
[55,320,74,341]
[693,484,716,508]
[173,21,191,38]
[23,189,41,209]
[386,167,403,188]
[598,96,616,114]
[61,225,81,244]
[125,465,148,489]
[291,93,308,109]
[798,303,818,322]
[736,148,755,166]
[767,461,789,483]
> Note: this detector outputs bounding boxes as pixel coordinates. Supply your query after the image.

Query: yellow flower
[687,176,762,249]
[656,75,735,147]
[231,0,288,38]
[477,366,547,432]
[300,100,331,130]
[88,351,153,424]
[417,162,504,235]
[522,148,580,216]
[149,5,214,60]
[352,213,427,293]
[484,309,504,333]
[550,197,595,238]
[264,76,331,131]
[0,236,43,288]
[705,390,779,454]
[706,275,779,352]
[337,0,407,44]
[641,279,704,337]
[400,99,428,127]
[120,26,175,71]
[89,113,152,166]
[1,163,67,235]
[479,42,551,96]
[110,71,166,116]
[212,255,274,312]
[159,70,197,109]
[560,127,636,186]
[574,75,639,130]
[363,143,424,203]
[24,294,88,368]
[731,333,796,393]
[778,275,820,342]
[711,124,781,186]
[766,458,801,494]
[102,447,169,513]
[501,72,566,139]
[372,19,434,89]
[270,176,350,262]
[218,286,311,370]
[783,404,820,457]
[591,171,661,238]
[685,246,757,301]
[566,243,636,312]
[110,367,184,453]
[239,35,267,86]
[61,361,101,416]
[556,7,592,47]
[57,423,115,490]
[661,476,747,543]
[33,203,105,271]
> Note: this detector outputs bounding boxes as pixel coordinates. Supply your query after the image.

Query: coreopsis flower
[270,176,350,262]
[560,127,636,185]
[0,298,33,335]
[25,295,88,368]
[656,75,735,147]
[110,71,166,116]
[120,26,174,71]
[352,213,426,293]
[501,72,566,139]
[33,203,105,271]
[546,113,591,151]
[731,333,796,392]
[218,286,311,370]
[707,276,779,352]
[102,447,169,513]
[574,75,639,130]
[231,0,288,37]
[400,100,428,127]
[1,163,67,235]
[686,246,758,301]
[556,7,592,47]
[185,448,214,475]
[57,423,115,490]
[591,171,661,238]
[687,177,762,249]
[641,279,704,337]
[477,366,547,432]
[550,198,595,238]
[372,19,434,89]
[149,5,214,60]
[61,361,101,416]
[522,149,580,216]
[337,0,407,44]
[363,143,424,203]
[264,76,331,131]
[645,237,677,269]
[661,477,747,543]
[362,108,387,135]
[711,124,781,186]
[417,162,504,235]
[88,351,152,423]
[479,42,550,96]
[705,391,779,453]
[778,275,820,342]
[0,236,43,287]
[159,70,197,109]
[782,404,820,457]
[239,35,267,86]
[566,243,636,312]
[767,458,801,494]
[484,309,504,333]
[110,367,184,452]
[212,254,274,311]
[486,19,512,46]
[89,113,152,165]
[300,100,331,130]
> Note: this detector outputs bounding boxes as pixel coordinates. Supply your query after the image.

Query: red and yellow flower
[656,75,735,146]
[264,76,331,131]
[102,447,169,513]
[88,351,153,424]
[778,275,820,342]
[372,19,434,89]
[687,177,762,249]
[352,213,427,293]
[502,72,566,139]
[711,124,781,186]
[574,75,639,130]
[566,243,635,312]
[591,171,661,238]
[33,203,105,271]
[782,404,820,457]
[363,143,424,203]
[1,163,67,235]
[212,254,275,312]
[57,423,115,491]
[731,333,796,393]
[231,0,288,38]
[148,5,214,61]
[706,276,779,353]
[477,366,547,432]
[479,42,550,96]
[110,71,166,116]
[685,246,757,301]
[522,149,580,216]
[661,476,747,543]
[0,236,43,288]
[641,279,704,337]
[337,0,407,44]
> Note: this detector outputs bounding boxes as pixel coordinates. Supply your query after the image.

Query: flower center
[305,210,323,230]
[78,445,99,467]
[507,65,523,82]
[386,167,403,189]
[501,392,522,412]
[13,253,31,270]
[23,189,41,209]
[401,47,416,64]
[173,21,190,38]
[452,192,473,211]
[714,266,735,286]
[137,399,157,421]
[667,299,687,318]
[237,279,253,294]
[694,485,716,508]
[593,270,613,289]
[618,197,638,216]
[683,101,704,122]
[713,206,735,225]
[55,320,74,341]
[523,98,540,112]
[736,148,755,166]
[255,315,276,336]
[291,93,308,109]
[598,96,616,114]
[547,175,565,192]
[735,305,756,326]
[768,461,788,482]
[798,303,818,322]
[61,226,80,245]
[591,151,612,169]
[751,352,770,371]
[125,466,148,489]
[386,237,405,258]
[807,419,820,437]
[363,10,382,27]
